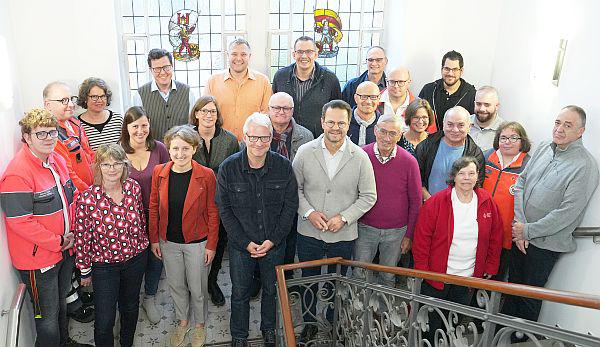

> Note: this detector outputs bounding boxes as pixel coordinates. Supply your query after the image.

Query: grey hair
[443,106,470,123]
[270,92,294,107]
[243,112,273,136]
[376,114,404,129]
[476,85,499,101]
[228,38,251,52]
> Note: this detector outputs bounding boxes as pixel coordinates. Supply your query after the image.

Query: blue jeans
[353,223,406,287]
[144,246,163,296]
[19,252,74,347]
[92,250,147,347]
[296,234,354,323]
[229,243,285,340]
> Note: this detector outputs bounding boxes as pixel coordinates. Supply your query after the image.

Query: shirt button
[326,189,331,193]
[258,210,262,214]
[259,225,263,229]
[257,193,261,197]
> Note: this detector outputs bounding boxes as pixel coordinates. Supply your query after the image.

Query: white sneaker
[142,295,161,324]
[170,325,189,347]
[191,326,206,347]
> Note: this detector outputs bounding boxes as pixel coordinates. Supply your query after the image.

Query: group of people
[0,34,598,347]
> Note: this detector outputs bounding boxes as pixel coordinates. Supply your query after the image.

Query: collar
[241,148,273,173]
[470,114,504,130]
[24,144,55,167]
[374,142,397,159]
[321,136,347,153]
[150,79,176,92]
[551,137,584,153]
[224,68,256,81]
[379,89,410,107]
[293,63,316,82]
[353,108,377,126]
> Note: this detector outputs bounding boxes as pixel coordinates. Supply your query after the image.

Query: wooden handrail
[276,264,296,347]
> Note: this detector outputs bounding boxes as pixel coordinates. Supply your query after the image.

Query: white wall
[386,0,600,337]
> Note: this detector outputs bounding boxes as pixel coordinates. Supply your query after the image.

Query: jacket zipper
[32,245,38,256]
[491,168,504,197]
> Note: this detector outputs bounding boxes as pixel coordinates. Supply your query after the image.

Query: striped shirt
[293,65,315,102]
[78,110,124,151]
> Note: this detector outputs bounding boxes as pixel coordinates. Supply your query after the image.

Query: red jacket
[55,118,94,192]
[413,186,503,290]
[148,161,219,250]
[482,151,530,249]
[0,146,77,270]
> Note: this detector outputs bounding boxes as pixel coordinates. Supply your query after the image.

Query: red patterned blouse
[74,178,149,277]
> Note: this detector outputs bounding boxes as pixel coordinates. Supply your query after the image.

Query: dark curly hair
[77,77,112,109]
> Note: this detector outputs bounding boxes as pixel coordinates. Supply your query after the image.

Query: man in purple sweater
[355,114,422,287]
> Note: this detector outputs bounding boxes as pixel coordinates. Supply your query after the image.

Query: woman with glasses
[398,99,435,157]
[149,125,219,347]
[482,121,531,280]
[77,78,124,151]
[74,144,149,347]
[189,95,239,307]
[118,106,169,324]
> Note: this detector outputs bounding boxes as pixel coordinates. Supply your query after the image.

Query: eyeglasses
[442,67,462,74]
[499,136,522,143]
[356,93,380,101]
[376,127,400,139]
[294,49,316,56]
[99,162,126,170]
[366,58,385,63]
[386,79,409,87]
[198,109,218,116]
[33,129,59,140]
[151,65,173,74]
[323,120,348,129]
[88,94,107,102]
[246,135,272,143]
[269,106,293,113]
[48,96,78,105]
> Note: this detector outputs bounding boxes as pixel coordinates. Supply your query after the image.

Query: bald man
[379,66,415,121]
[348,81,382,145]
[469,86,505,151]
[415,106,485,200]
[341,46,388,108]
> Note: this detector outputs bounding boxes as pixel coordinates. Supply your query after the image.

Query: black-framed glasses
[49,96,78,105]
[442,67,462,74]
[386,79,409,87]
[88,94,107,101]
[246,135,272,143]
[33,129,59,140]
[499,136,522,143]
[366,58,385,63]
[323,120,348,129]
[151,65,173,74]
[198,109,218,116]
[99,162,126,170]
[294,49,316,56]
[269,105,293,113]
[376,127,400,139]
[356,93,380,101]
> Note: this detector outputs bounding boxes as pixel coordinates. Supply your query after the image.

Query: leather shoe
[66,337,94,347]
[69,305,95,323]
[232,338,249,347]
[208,280,225,306]
[262,329,276,347]
[299,325,318,344]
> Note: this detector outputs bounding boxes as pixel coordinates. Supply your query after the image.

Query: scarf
[353,110,377,146]
[273,121,293,159]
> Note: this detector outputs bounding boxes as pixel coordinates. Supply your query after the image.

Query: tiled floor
[69,259,264,346]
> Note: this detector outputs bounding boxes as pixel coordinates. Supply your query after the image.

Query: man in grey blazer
[292,100,377,343]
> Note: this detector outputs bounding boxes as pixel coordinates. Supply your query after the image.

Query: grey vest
[138,80,191,141]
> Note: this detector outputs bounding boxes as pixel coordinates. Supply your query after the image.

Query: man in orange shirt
[204,39,272,140]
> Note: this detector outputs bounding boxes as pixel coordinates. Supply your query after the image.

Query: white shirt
[447,188,479,277]
[321,136,347,180]
[379,89,409,131]
[131,79,196,114]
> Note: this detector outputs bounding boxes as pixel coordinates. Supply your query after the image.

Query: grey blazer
[292,135,377,243]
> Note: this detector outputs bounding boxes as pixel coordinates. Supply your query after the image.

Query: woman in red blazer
[412,156,503,342]
[148,125,219,347]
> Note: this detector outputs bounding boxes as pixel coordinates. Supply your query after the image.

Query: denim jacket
[216,149,299,252]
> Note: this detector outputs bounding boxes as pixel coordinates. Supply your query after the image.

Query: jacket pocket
[264,180,286,206]
[228,183,251,208]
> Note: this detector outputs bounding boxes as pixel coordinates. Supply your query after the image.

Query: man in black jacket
[216,113,299,347]
[272,36,342,137]
[418,50,476,131]
[415,106,484,200]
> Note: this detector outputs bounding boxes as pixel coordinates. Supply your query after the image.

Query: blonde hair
[92,144,131,185]
[19,108,59,143]
[163,125,201,149]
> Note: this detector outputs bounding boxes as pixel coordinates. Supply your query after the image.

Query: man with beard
[205,38,272,140]
[469,86,505,151]
[419,50,476,132]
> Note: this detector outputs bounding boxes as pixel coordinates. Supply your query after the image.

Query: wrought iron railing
[276,257,600,347]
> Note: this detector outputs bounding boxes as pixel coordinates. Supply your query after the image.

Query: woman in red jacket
[413,156,503,343]
[149,125,218,347]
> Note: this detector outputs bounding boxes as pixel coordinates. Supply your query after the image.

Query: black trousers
[208,221,228,283]
[502,243,561,322]
[420,281,471,344]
